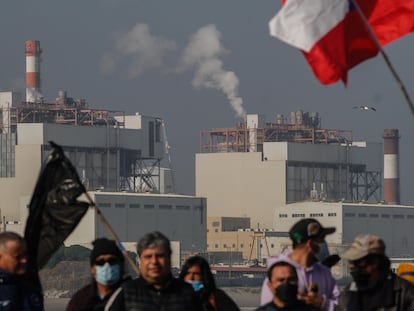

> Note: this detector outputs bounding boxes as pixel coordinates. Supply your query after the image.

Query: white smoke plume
[178,24,246,119]
[101,24,177,78]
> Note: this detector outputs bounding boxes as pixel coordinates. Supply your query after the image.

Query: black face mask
[350,266,370,287]
[275,282,298,305]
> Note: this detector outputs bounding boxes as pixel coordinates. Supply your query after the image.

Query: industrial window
[159,205,172,210]
[310,213,323,217]
[369,214,379,218]
[155,121,161,142]
[214,229,218,233]
[381,214,390,218]
[223,244,227,248]
[240,244,244,248]
[279,214,288,218]
[144,204,155,209]
[207,244,209,248]
[99,203,111,208]
[129,204,140,208]
[328,213,336,217]
[292,213,305,218]
[207,229,209,233]
[232,244,236,248]
[115,204,125,208]
[176,205,190,210]
[215,244,218,248]
[345,213,355,217]
[271,244,274,248]
[358,213,367,218]
[149,121,154,157]
[408,215,414,219]
[393,214,404,219]
[212,221,220,227]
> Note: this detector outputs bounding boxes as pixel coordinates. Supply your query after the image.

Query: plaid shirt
[105,276,202,311]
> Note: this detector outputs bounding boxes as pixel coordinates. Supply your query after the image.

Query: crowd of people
[1,218,414,310]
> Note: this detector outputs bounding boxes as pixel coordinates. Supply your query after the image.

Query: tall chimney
[25,40,42,102]
[383,129,400,204]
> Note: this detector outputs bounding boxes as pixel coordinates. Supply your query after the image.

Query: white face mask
[95,262,121,285]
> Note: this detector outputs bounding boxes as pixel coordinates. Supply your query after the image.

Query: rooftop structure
[200,112,353,153]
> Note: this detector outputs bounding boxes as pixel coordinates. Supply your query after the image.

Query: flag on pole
[24,142,89,272]
[269,0,414,84]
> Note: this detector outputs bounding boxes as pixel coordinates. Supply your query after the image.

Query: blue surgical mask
[186,280,204,292]
[315,241,330,262]
[95,263,121,285]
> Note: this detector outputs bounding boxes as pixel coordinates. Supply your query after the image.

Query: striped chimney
[383,129,400,204]
[25,40,42,102]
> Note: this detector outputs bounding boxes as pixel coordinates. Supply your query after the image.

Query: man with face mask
[337,234,414,311]
[255,261,318,311]
[260,219,339,311]
[66,238,127,311]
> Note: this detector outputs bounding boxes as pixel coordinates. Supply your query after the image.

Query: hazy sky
[1,1,414,203]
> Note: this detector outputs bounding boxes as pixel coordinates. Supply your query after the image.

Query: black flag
[24,141,90,271]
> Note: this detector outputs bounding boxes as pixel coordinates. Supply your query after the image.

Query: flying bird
[352,105,377,111]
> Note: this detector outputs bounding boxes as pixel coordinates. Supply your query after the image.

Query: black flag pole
[83,192,140,276]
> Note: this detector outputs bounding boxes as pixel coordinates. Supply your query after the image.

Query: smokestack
[383,129,400,204]
[25,40,42,102]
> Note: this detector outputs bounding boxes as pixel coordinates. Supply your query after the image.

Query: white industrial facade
[66,192,206,257]
[0,114,206,255]
[196,140,383,229]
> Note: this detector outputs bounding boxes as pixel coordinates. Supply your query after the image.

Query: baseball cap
[340,234,385,261]
[289,218,335,245]
[397,263,414,284]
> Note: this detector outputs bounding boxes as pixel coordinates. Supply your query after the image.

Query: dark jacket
[336,273,414,311]
[255,300,318,311]
[203,288,240,311]
[66,281,117,311]
[0,269,43,311]
[105,276,202,311]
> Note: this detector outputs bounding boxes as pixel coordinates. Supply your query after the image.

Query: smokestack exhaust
[25,40,42,102]
[383,129,400,204]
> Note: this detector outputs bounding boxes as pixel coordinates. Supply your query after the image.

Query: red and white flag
[269,0,414,84]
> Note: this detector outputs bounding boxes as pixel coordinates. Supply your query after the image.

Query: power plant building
[197,113,414,264]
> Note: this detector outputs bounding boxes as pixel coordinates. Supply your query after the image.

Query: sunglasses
[95,258,119,266]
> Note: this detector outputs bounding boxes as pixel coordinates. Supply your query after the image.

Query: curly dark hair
[179,255,216,300]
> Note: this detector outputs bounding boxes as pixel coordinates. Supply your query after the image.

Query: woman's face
[184,264,202,282]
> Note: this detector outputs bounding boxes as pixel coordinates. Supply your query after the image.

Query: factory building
[197,112,412,263]
[0,40,206,257]
[197,112,383,229]
[0,113,207,254]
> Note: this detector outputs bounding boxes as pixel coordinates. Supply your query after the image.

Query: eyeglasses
[95,258,119,266]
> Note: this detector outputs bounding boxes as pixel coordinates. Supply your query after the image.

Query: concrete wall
[196,152,286,229]
[65,192,207,254]
[342,203,414,257]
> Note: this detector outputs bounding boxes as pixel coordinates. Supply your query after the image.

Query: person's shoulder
[171,277,195,293]
[253,302,275,311]
[394,273,414,290]
[213,288,240,311]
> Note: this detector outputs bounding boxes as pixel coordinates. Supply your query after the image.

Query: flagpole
[350,0,414,117]
[83,191,140,276]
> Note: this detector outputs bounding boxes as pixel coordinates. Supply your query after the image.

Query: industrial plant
[0,40,413,278]
[0,40,206,262]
